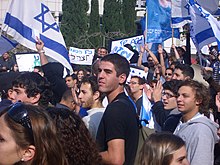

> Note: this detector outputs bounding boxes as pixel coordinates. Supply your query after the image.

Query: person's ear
[21,145,35,162]
[7,89,14,100]
[30,93,41,105]
[196,99,202,106]
[93,91,100,101]
[119,73,127,85]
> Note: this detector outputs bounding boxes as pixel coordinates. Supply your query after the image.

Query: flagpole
[172,28,174,45]
[171,0,174,45]
[145,3,148,44]
[198,51,203,66]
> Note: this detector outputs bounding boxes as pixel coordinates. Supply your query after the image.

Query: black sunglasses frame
[7,102,35,144]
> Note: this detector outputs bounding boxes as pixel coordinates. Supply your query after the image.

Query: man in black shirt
[96,54,139,165]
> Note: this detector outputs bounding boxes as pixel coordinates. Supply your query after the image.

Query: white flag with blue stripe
[140,90,154,129]
[171,0,191,28]
[188,0,220,50]
[171,0,219,28]
[2,0,73,74]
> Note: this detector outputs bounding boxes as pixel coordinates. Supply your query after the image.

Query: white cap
[201,45,210,55]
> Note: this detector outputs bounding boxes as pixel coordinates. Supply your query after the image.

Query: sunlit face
[98,61,120,94]
[165,69,173,81]
[77,71,85,82]
[172,69,185,80]
[3,53,9,60]
[65,77,76,88]
[177,86,199,115]
[0,115,23,165]
[99,48,108,57]
[129,78,143,94]
[162,89,177,110]
[170,146,189,165]
[78,83,94,108]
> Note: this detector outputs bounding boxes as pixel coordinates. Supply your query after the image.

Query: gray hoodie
[174,115,219,165]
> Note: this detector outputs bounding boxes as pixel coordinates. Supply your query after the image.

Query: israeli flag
[171,0,219,28]
[188,0,220,50]
[171,0,191,28]
[0,35,18,55]
[2,0,73,74]
[140,89,154,129]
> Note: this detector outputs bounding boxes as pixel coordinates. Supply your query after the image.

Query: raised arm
[158,44,166,78]
[144,43,159,64]
[36,37,48,66]
[137,45,145,67]
[171,44,180,61]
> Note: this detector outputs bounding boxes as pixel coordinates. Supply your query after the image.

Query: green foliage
[103,0,125,38]
[88,0,101,48]
[122,0,137,36]
[61,0,89,48]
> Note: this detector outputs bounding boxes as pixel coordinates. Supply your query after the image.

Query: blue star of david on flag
[34,3,59,33]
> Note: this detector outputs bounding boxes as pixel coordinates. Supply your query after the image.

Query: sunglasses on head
[7,102,34,144]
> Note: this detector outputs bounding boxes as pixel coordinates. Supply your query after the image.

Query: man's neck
[182,109,199,123]
[91,101,104,109]
[107,86,124,103]
[132,92,142,102]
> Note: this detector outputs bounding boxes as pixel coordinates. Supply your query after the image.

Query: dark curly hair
[12,72,53,108]
[47,107,102,165]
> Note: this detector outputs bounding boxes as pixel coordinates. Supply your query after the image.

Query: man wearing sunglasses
[152,79,183,132]
[164,68,173,82]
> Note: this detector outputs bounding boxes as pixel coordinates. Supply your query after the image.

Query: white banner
[69,47,95,65]
[127,66,148,83]
[111,35,144,53]
[16,53,41,72]
[111,46,134,61]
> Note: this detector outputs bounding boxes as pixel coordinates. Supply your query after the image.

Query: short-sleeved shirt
[96,92,139,165]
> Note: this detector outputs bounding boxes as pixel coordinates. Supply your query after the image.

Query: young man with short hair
[96,54,139,165]
[172,63,194,80]
[128,75,146,115]
[152,80,182,132]
[174,80,219,165]
[78,76,105,139]
[65,74,77,88]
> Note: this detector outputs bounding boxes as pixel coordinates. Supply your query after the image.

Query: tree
[61,0,89,48]
[88,0,100,48]
[122,0,137,36]
[102,0,125,37]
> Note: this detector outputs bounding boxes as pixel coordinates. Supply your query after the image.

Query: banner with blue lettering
[110,35,144,54]
[69,47,95,65]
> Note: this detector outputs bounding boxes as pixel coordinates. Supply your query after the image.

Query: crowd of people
[0,37,220,165]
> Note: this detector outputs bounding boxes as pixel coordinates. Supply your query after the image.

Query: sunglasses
[7,102,34,144]
[165,73,172,76]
